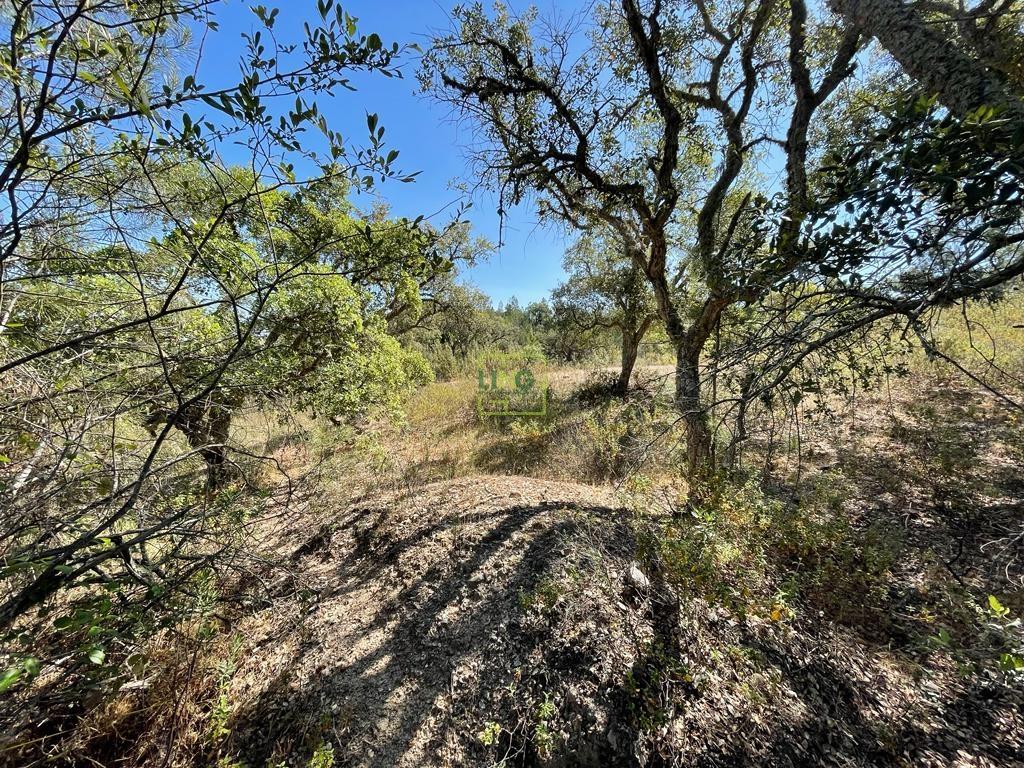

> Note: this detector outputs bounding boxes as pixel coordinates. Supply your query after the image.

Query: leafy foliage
[0,0,440,698]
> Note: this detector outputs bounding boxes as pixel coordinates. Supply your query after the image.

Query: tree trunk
[832,0,1024,126]
[725,370,755,472]
[147,399,233,490]
[676,343,713,476]
[616,327,639,397]
[190,406,232,491]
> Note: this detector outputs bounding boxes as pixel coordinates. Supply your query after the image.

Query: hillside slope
[228,475,634,767]
[66,470,1023,768]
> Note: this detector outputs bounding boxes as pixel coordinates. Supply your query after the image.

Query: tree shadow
[753,386,1024,649]
[769,644,1022,766]
[227,493,631,767]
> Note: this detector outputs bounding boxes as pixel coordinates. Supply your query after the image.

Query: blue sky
[197,0,577,306]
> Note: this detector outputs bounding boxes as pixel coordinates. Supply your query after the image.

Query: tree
[138,179,437,474]
[0,0,424,637]
[554,230,656,395]
[731,102,1024,416]
[828,0,1024,127]
[426,284,513,358]
[727,3,1024,416]
[383,221,492,337]
[423,0,861,473]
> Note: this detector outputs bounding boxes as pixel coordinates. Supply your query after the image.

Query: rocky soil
[206,474,1024,768]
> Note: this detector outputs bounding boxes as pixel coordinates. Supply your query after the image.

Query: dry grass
[254,363,686,505]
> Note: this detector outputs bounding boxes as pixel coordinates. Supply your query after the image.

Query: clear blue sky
[196,0,577,306]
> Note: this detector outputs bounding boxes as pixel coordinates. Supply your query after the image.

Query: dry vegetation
[6,304,1022,768]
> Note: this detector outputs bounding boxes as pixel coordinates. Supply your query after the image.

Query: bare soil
[216,471,1022,767]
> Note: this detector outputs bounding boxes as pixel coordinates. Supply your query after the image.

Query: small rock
[624,561,650,592]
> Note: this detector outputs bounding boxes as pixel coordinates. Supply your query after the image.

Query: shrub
[640,476,904,630]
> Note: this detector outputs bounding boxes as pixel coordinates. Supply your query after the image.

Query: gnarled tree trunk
[146,397,234,490]
[676,342,713,475]
[644,238,722,477]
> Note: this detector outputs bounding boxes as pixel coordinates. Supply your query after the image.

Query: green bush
[642,476,903,629]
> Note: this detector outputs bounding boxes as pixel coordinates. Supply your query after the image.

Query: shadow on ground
[227,477,637,767]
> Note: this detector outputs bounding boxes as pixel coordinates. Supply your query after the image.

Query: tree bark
[676,342,713,476]
[832,0,1024,126]
[616,327,640,397]
[146,400,233,490]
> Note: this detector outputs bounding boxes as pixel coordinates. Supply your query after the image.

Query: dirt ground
[216,470,1023,767]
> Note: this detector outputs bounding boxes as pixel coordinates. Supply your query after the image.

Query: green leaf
[1000,653,1024,672]
[0,668,23,694]
[111,71,132,101]
[988,595,1008,617]
[87,646,105,665]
